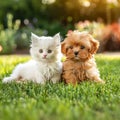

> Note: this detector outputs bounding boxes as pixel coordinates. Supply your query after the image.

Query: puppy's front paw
[95,79,105,84]
[99,80,105,84]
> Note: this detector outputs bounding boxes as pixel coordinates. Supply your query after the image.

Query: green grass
[0,55,120,120]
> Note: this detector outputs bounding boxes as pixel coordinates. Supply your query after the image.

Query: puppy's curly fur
[61,31,105,85]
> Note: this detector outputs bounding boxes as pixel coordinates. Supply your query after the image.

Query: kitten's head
[30,33,61,62]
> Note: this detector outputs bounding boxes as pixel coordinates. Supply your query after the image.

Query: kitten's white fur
[3,33,62,84]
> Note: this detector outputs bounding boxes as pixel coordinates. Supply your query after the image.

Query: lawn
[0,54,120,120]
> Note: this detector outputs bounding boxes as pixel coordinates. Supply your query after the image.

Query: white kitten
[3,33,62,84]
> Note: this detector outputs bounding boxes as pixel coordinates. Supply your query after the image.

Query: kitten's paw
[51,77,60,84]
[2,77,12,83]
[35,79,46,84]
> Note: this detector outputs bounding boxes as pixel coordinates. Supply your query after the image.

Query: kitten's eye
[80,45,85,49]
[39,49,43,53]
[48,49,52,53]
[69,46,73,49]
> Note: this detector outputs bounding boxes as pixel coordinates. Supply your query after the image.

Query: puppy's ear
[90,38,99,54]
[61,41,66,55]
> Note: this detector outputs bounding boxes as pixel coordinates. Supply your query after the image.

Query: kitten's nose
[74,51,79,56]
[43,54,47,58]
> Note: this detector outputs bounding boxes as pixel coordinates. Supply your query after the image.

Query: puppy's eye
[48,49,52,53]
[39,49,43,53]
[69,46,73,49]
[80,46,85,49]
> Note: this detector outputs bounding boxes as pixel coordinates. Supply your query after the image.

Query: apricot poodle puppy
[61,31,105,85]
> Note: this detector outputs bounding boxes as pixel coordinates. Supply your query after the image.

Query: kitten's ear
[31,33,39,46]
[53,33,61,46]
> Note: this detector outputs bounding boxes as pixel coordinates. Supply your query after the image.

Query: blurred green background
[0,0,120,54]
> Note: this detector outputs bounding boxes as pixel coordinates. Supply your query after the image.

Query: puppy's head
[61,31,99,61]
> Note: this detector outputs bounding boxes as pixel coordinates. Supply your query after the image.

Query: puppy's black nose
[74,51,79,56]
